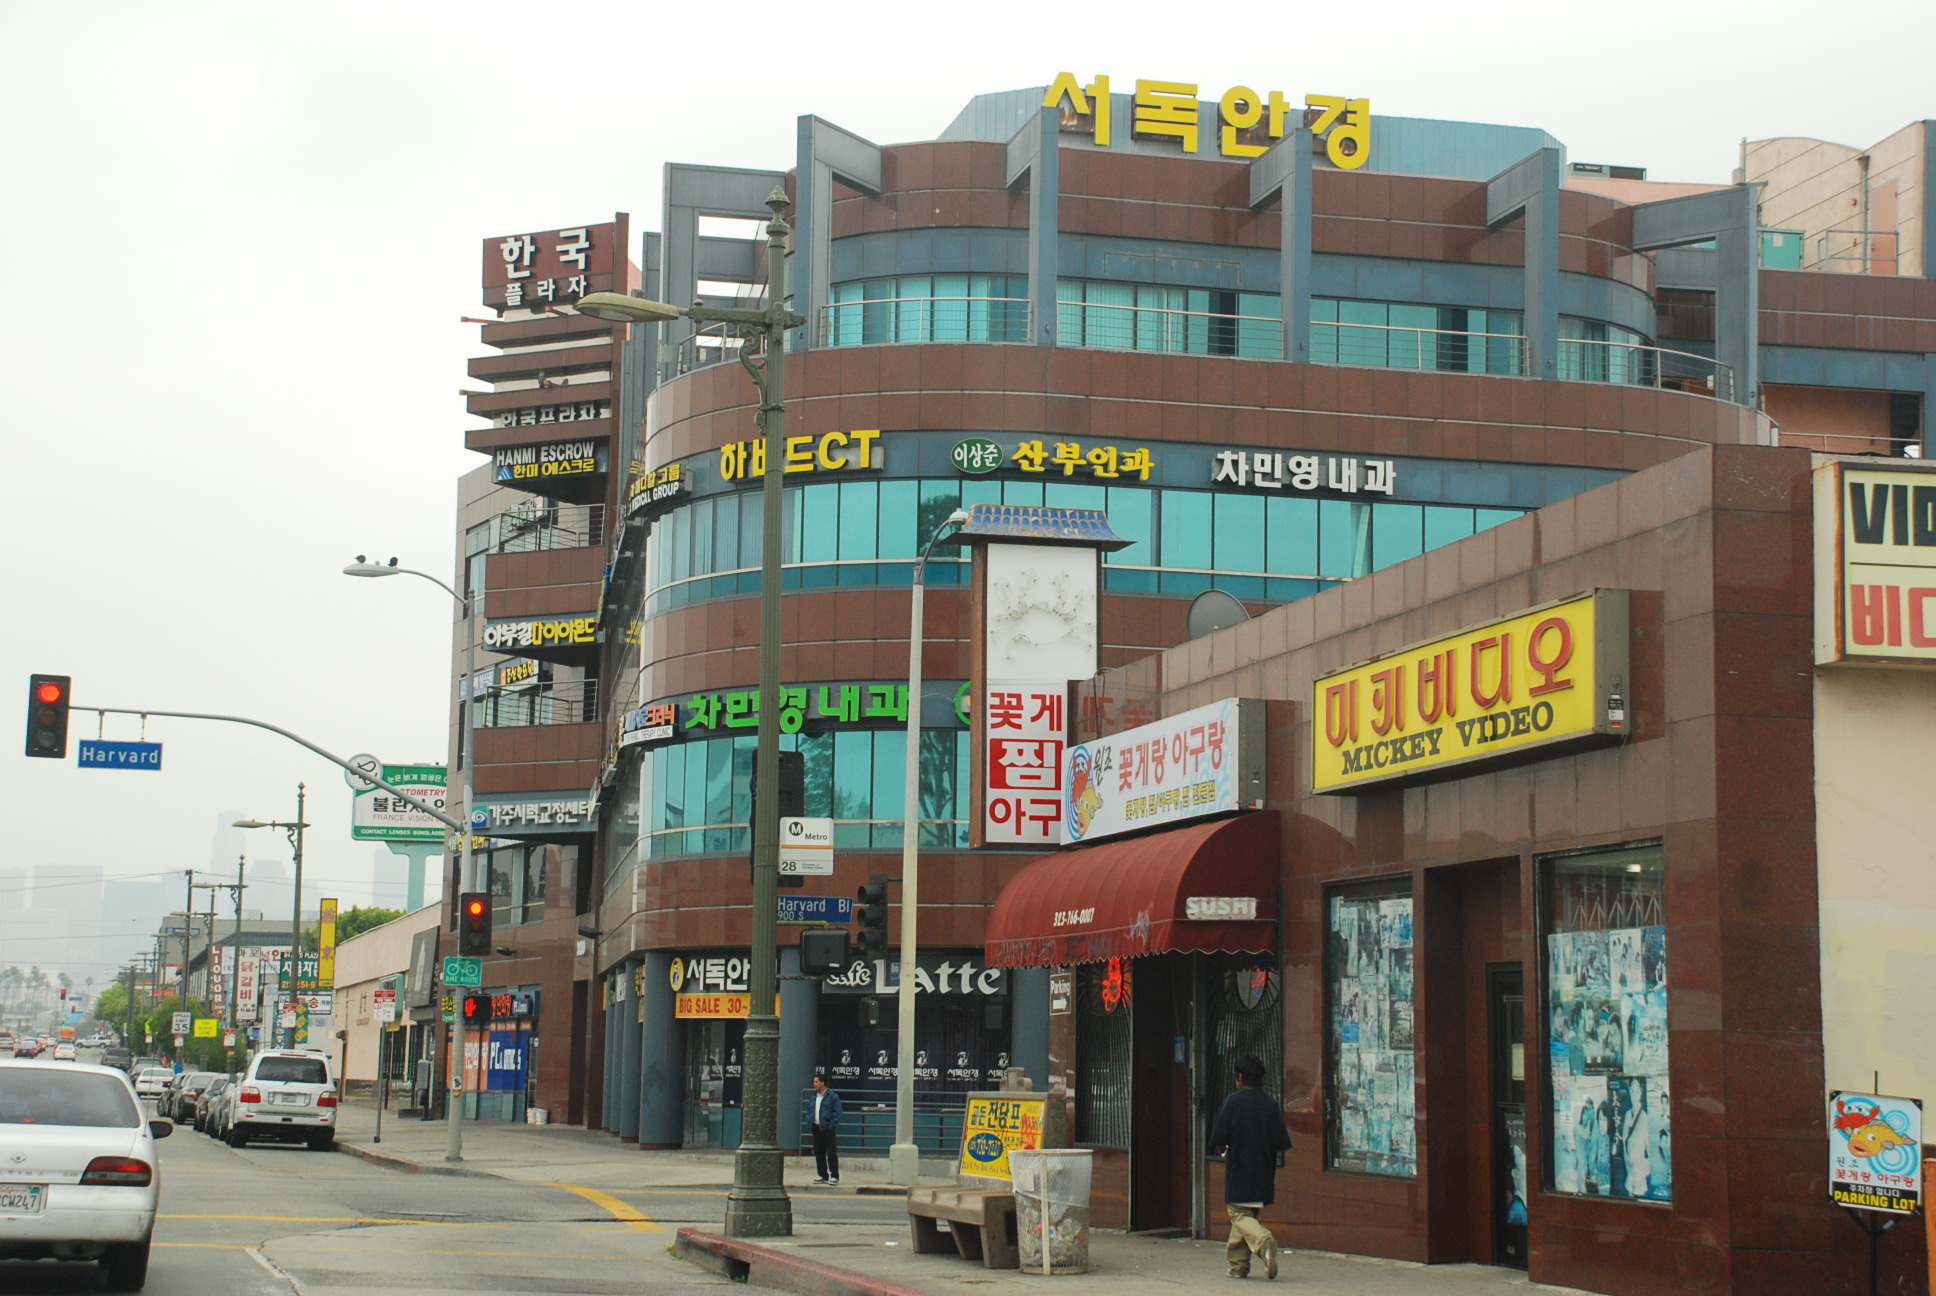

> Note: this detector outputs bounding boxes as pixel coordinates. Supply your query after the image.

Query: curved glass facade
[644,476,1524,618]
[622,730,970,871]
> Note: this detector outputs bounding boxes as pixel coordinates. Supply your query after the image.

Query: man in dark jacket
[809,1072,844,1185]
[1208,1054,1292,1279]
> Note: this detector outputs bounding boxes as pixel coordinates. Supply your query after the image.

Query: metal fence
[1056,299,1282,358]
[1314,320,1528,375]
[796,1091,963,1156]
[488,502,606,554]
[479,678,599,728]
[818,296,1032,348]
[1556,338,1735,403]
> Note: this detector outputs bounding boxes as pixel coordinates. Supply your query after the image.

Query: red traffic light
[36,680,63,706]
[465,897,486,918]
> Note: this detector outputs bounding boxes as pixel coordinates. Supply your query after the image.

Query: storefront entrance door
[1489,965,1528,1268]
[1129,954,1192,1233]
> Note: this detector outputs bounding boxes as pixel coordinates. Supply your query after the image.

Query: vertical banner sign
[236,953,259,1022]
[318,899,339,989]
[1814,460,1936,665]
[1827,1091,1923,1214]
[982,682,1067,845]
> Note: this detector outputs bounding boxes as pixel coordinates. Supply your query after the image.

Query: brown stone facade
[1063,443,1918,1295]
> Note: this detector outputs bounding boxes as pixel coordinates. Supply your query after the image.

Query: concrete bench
[906,1184,1019,1269]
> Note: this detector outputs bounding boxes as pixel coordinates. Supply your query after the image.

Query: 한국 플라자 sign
[1312,590,1629,793]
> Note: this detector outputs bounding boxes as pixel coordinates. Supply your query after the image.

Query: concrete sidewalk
[329,1098,1593,1296]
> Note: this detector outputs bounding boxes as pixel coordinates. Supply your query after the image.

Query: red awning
[985,812,1279,968]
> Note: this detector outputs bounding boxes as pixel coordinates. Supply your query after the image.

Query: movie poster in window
[1542,845,1670,1202]
[1327,885,1416,1178]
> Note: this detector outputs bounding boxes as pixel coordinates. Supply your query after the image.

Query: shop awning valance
[985,812,1279,968]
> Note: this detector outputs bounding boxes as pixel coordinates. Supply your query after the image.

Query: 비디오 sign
[1814,459,1936,666]
[1312,590,1630,793]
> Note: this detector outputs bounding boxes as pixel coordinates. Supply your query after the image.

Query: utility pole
[181,870,195,1014]
[224,855,248,1070]
[123,964,136,1045]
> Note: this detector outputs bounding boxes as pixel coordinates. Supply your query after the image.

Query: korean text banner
[1312,590,1629,793]
[1062,697,1259,844]
[959,1095,1047,1182]
[1813,460,1936,666]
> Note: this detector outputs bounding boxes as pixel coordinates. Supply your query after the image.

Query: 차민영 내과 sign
[1312,590,1629,793]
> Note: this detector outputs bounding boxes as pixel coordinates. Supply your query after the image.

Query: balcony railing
[819,296,1032,348]
[1315,321,1528,375]
[1556,338,1735,403]
[1816,227,1899,276]
[487,502,606,554]
[1057,299,1282,357]
[478,678,599,728]
[667,322,753,377]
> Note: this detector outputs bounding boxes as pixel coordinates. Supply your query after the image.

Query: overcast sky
[4,0,1931,980]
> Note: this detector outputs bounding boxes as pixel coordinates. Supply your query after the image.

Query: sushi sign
[1827,1090,1922,1215]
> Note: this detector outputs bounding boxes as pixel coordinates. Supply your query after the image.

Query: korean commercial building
[443,85,1936,1294]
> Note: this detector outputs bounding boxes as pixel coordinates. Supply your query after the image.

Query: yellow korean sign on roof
[1312,590,1629,793]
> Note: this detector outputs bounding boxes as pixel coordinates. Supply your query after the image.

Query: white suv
[227,1050,337,1151]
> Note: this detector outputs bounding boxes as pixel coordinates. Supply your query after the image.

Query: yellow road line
[543,1181,664,1232]
[160,1214,504,1228]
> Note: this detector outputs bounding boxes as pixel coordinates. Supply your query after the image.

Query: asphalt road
[1,1096,784,1296]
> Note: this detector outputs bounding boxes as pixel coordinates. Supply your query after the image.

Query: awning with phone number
[984,812,1278,968]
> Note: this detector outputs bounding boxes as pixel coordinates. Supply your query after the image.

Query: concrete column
[614,962,641,1142]
[1712,187,1760,408]
[639,949,682,1146]
[1008,966,1051,1092]
[776,944,819,1154]
[601,973,620,1131]
[1522,148,1562,380]
[1025,107,1060,347]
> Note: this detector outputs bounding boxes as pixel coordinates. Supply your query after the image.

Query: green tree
[94,982,129,1030]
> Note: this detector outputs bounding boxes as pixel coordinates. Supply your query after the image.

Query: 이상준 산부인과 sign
[1312,590,1629,793]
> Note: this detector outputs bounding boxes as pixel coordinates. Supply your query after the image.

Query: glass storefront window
[1326,879,1417,1178]
[1075,959,1133,1148]
[1542,842,1670,1202]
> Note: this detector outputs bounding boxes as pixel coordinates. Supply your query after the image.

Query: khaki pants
[1225,1205,1278,1276]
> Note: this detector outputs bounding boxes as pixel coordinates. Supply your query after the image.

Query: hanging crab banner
[1827,1090,1923,1214]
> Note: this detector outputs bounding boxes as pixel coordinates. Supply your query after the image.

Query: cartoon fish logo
[1848,1121,1916,1158]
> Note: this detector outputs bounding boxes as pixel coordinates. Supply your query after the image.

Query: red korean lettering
[1369,665,1405,735]
[1470,633,1512,707]
[1417,648,1457,722]
[1323,680,1359,747]
[1526,616,1575,696]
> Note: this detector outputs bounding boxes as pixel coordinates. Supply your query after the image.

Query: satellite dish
[1187,589,1251,640]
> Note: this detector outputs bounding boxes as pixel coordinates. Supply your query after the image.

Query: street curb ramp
[677,1227,934,1296]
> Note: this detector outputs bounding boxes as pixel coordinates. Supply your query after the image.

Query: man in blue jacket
[809,1072,843,1185]
[1208,1054,1292,1279]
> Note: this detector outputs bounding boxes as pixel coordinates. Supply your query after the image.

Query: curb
[676,1227,934,1296]
[333,1139,504,1179]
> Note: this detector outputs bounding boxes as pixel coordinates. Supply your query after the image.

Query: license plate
[275,1093,307,1105]
[0,1184,46,1214]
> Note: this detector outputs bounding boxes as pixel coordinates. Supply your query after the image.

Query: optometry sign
[1312,590,1630,793]
[1814,459,1936,666]
[1045,73,1370,167]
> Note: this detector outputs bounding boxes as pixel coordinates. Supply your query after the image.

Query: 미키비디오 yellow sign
[1312,590,1629,793]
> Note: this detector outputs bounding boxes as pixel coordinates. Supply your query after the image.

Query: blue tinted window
[1214,493,1266,572]
[1318,500,1370,578]
[839,481,878,560]
[1423,505,1474,551]
[800,483,840,562]
[878,479,918,560]
[832,730,873,847]
[1266,496,1318,575]
[690,498,714,578]
[1371,503,1424,569]
[1003,480,1044,508]
[1104,487,1152,566]
[1475,507,1519,532]
[712,493,740,570]
[705,739,733,851]
[1163,492,1213,569]
[871,729,907,848]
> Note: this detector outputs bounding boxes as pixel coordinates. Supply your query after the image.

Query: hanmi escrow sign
[1814,459,1936,666]
[1312,590,1630,793]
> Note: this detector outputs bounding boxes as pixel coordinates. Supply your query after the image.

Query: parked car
[129,1057,163,1075]
[0,1059,169,1290]
[165,1073,222,1124]
[130,1069,170,1102]
[193,1076,231,1133]
[227,1051,337,1150]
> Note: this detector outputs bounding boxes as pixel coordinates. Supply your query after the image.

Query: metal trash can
[1009,1149,1092,1274]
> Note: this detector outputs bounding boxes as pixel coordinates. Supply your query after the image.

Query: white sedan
[0,1060,169,1290]
[131,1068,170,1101]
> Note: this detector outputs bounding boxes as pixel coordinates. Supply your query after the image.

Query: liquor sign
[351,764,448,843]
[1312,590,1630,793]
[983,682,1067,845]
[1063,697,1264,844]
[1827,1090,1922,1214]
[1814,459,1936,666]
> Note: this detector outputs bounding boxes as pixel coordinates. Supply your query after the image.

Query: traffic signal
[461,994,486,1025]
[751,749,808,889]
[854,874,890,960]
[799,928,851,977]
[457,892,491,956]
[24,674,71,759]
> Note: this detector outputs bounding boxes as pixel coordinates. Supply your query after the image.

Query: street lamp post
[888,508,970,1185]
[234,784,309,1053]
[578,184,804,1239]
[343,557,477,1162]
